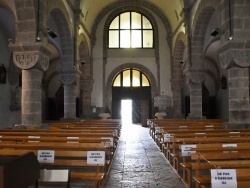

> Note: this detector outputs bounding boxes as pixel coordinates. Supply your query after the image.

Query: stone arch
[104,63,157,110]
[191,0,219,69]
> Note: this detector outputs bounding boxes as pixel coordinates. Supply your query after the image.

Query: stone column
[228,68,250,124]
[170,79,184,118]
[10,43,50,128]
[189,83,203,119]
[184,69,206,119]
[59,67,81,120]
[219,42,250,128]
[22,69,43,126]
[81,79,94,119]
[64,84,77,119]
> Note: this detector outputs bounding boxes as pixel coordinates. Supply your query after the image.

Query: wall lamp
[210,28,221,37]
[179,60,184,64]
[75,60,85,65]
[36,28,58,42]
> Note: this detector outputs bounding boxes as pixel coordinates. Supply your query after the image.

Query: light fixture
[179,60,184,64]
[228,36,234,40]
[210,28,221,37]
[75,60,85,65]
[47,29,58,38]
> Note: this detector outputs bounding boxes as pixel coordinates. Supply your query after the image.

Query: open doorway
[121,99,132,124]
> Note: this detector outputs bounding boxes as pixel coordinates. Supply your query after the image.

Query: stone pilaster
[10,43,50,128]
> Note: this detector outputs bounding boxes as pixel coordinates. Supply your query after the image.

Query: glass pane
[142,74,150,86]
[132,70,140,87]
[110,16,119,29]
[120,12,130,29]
[120,30,130,48]
[132,12,141,29]
[113,74,121,86]
[123,70,130,87]
[143,16,152,29]
[131,30,141,48]
[143,30,153,48]
[109,30,119,48]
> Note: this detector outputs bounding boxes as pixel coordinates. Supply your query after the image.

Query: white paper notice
[87,151,105,165]
[211,169,237,188]
[163,134,172,142]
[37,150,55,163]
[181,144,196,156]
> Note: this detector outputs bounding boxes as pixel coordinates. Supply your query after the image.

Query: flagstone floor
[104,123,185,188]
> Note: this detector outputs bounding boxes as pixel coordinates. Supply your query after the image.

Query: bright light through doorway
[121,99,132,125]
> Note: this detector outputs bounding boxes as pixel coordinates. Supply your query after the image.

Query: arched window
[113,69,150,87]
[109,11,153,48]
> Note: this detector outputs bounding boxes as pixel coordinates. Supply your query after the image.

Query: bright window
[109,12,153,48]
[113,69,150,87]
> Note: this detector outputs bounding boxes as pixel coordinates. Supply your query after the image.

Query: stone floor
[104,123,185,188]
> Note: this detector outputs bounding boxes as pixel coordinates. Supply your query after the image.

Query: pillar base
[222,122,250,129]
[13,123,49,130]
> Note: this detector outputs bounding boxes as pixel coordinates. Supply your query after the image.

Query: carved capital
[13,51,39,69]
[10,43,51,71]
[219,42,250,69]
[184,68,206,84]
[60,74,77,85]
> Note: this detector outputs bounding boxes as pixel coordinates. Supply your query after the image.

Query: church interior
[1,0,250,187]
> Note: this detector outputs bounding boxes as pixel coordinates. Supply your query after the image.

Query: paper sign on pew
[222,143,237,153]
[155,127,161,133]
[101,137,113,147]
[181,144,196,156]
[163,134,173,142]
[211,169,237,188]
[87,151,105,165]
[37,150,55,163]
[28,136,40,142]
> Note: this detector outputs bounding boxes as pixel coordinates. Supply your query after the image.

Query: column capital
[184,68,206,84]
[9,43,51,71]
[58,65,81,85]
[219,42,250,69]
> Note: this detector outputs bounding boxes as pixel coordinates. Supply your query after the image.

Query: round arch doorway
[112,68,152,126]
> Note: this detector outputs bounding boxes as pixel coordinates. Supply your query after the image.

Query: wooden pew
[0,142,110,188]
[191,149,250,188]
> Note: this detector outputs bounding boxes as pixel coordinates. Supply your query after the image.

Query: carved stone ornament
[37,53,49,71]
[219,42,250,69]
[60,74,76,85]
[13,51,39,70]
